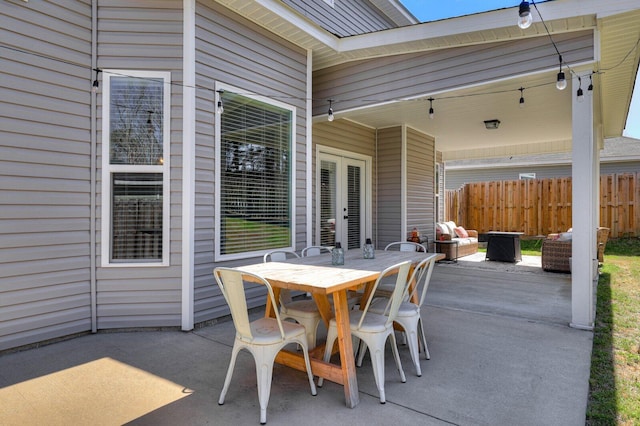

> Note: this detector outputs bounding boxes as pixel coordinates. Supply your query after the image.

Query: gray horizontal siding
[282,0,396,37]
[0,0,93,352]
[94,1,184,330]
[193,1,308,324]
[376,126,402,248]
[406,128,436,244]
[313,30,594,116]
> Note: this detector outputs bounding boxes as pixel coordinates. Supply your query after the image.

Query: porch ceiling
[214,0,640,160]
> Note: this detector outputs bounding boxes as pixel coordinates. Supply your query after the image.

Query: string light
[556,55,567,90]
[216,89,224,114]
[428,97,434,119]
[576,77,584,103]
[92,68,101,92]
[518,87,525,108]
[327,99,334,121]
[4,35,640,117]
[517,1,533,29]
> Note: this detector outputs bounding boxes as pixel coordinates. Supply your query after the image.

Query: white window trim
[214,82,296,261]
[100,70,171,267]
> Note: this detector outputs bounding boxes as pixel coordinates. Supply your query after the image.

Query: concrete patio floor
[0,258,593,426]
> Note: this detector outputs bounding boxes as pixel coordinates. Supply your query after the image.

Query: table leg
[333,290,360,408]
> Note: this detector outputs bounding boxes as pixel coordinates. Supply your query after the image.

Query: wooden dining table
[235,249,442,408]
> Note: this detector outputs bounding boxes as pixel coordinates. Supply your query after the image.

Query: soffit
[213,0,639,159]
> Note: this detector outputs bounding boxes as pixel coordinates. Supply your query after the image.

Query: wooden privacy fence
[445,172,640,238]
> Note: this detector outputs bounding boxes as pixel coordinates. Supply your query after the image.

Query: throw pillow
[454,226,469,238]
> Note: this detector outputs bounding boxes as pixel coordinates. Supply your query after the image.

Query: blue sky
[399,0,640,139]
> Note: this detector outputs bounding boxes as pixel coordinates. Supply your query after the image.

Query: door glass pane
[320,160,336,246]
[346,164,361,249]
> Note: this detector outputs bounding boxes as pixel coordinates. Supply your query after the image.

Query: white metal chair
[213,267,316,425]
[368,254,438,376]
[384,241,428,253]
[301,245,332,257]
[264,249,323,349]
[317,261,412,404]
[373,241,428,299]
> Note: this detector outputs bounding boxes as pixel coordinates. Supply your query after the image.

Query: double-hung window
[101,71,170,266]
[215,87,295,260]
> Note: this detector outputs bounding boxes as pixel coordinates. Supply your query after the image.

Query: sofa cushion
[436,223,450,236]
[444,221,457,235]
[456,237,476,246]
[454,226,469,238]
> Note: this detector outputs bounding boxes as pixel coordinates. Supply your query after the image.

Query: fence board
[446,173,639,238]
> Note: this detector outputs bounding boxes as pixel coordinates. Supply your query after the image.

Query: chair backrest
[357,260,412,330]
[263,249,300,263]
[301,246,332,257]
[404,254,438,308]
[213,267,285,342]
[384,241,427,253]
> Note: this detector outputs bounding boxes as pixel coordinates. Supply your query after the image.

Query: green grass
[586,238,640,425]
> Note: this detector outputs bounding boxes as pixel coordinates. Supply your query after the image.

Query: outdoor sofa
[435,221,479,260]
[541,227,610,272]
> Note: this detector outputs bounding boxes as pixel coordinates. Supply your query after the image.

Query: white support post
[570,73,597,330]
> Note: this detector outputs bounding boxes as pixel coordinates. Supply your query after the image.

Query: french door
[317,151,370,250]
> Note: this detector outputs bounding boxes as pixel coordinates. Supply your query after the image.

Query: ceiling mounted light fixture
[517,1,533,29]
[484,119,501,130]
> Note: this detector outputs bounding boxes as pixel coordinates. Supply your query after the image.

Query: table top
[488,231,524,236]
[236,250,438,295]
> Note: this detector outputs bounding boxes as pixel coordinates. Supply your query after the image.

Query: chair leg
[418,317,430,360]
[389,332,406,384]
[356,341,368,367]
[317,325,337,387]
[397,317,422,376]
[254,346,278,425]
[299,338,317,396]
[218,341,241,405]
[365,337,387,404]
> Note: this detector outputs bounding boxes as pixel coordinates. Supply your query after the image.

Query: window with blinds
[217,90,294,258]
[102,71,170,265]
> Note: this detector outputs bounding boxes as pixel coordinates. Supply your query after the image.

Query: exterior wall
[313,31,594,115]
[445,161,640,190]
[312,119,377,244]
[406,128,436,244]
[95,1,184,328]
[376,126,403,248]
[0,1,94,351]
[282,0,396,37]
[193,1,309,323]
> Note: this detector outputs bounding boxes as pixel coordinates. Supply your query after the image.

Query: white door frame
[315,145,372,249]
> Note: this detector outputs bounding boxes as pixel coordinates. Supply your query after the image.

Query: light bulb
[428,107,434,119]
[216,100,224,114]
[577,87,584,103]
[328,108,334,122]
[519,97,525,108]
[556,72,567,90]
[517,1,532,29]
